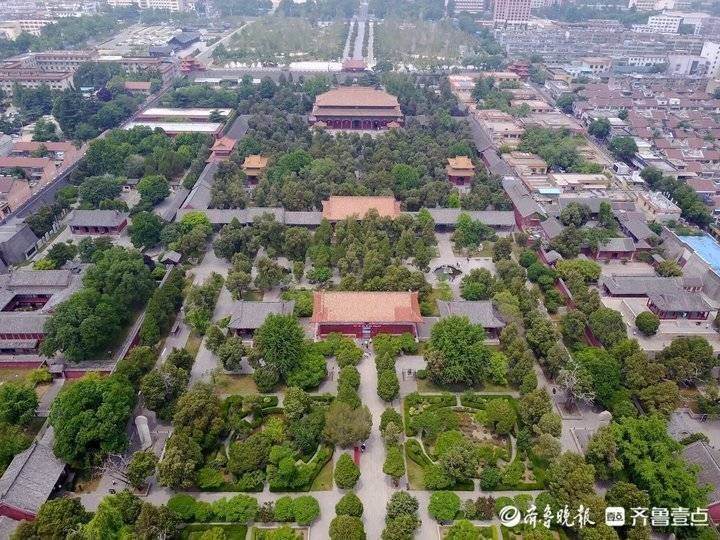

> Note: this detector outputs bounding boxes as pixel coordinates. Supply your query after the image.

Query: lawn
[0,368,35,383]
[181,523,248,540]
[215,373,258,396]
[185,332,203,359]
[375,18,478,67]
[217,17,347,63]
[309,455,333,490]
[405,446,425,490]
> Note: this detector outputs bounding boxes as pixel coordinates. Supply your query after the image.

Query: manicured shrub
[167,494,197,521]
[635,311,660,336]
[334,453,360,489]
[292,496,320,526]
[335,492,364,517]
[377,369,400,402]
[428,491,461,523]
[329,515,365,540]
[273,496,294,522]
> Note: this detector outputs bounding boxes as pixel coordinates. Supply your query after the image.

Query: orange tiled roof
[212,136,236,151]
[242,155,269,169]
[314,86,399,108]
[11,141,74,153]
[311,291,423,323]
[321,196,401,221]
[0,157,51,169]
[124,81,151,91]
[447,156,474,170]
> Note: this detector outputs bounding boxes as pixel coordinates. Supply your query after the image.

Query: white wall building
[701,41,720,79]
[454,0,486,13]
[647,13,682,33]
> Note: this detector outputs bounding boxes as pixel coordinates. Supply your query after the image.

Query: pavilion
[446,156,475,186]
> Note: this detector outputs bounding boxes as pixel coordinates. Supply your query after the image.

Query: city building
[123,121,224,136]
[446,156,475,186]
[309,87,403,130]
[311,291,423,338]
[502,176,545,229]
[321,196,401,222]
[647,290,711,319]
[69,210,128,235]
[138,107,231,123]
[454,0,486,13]
[228,301,295,339]
[0,157,55,182]
[701,41,720,78]
[647,13,683,33]
[0,18,56,39]
[637,191,683,222]
[10,141,78,162]
[0,70,72,96]
[107,0,187,10]
[594,237,636,261]
[493,0,531,27]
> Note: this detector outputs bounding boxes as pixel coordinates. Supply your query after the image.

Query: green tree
[140,363,189,419]
[78,175,123,208]
[157,433,203,489]
[588,117,611,139]
[31,497,90,540]
[425,316,489,387]
[588,308,627,349]
[0,382,38,426]
[49,374,135,468]
[585,424,622,481]
[608,136,638,161]
[135,502,178,540]
[492,237,512,262]
[126,450,158,489]
[485,398,516,434]
[323,401,372,447]
[172,383,224,449]
[137,175,170,205]
[546,452,595,508]
[334,453,361,488]
[46,241,78,267]
[254,314,305,377]
[129,211,164,248]
[459,268,495,300]
[635,311,660,336]
[656,336,715,384]
[378,369,400,401]
[559,202,590,227]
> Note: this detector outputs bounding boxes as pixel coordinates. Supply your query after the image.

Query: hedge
[405,439,432,468]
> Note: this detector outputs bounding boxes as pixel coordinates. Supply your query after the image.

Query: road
[195,23,251,67]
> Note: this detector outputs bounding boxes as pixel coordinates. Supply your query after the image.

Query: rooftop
[678,234,720,274]
[314,86,400,108]
[242,155,269,170]
[311,291,423,324]
[648,290,712,312]
[321,196,401,221]
[69,209,127,228]
[140,107,232,118]
[0,427,65,516]
[437,300,505,329]
[124,121,223,134]
[228,301,295,330]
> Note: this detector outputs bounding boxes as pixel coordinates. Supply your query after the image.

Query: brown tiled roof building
[310,86,403,130]
[311,291,423,338]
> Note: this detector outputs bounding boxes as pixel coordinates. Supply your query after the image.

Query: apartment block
[493,0,531,27]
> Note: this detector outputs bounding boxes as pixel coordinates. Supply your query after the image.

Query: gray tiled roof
[600,274,683,296]
[619,216,655,242]
[437,300,505,329]
[683,441,720,503]
[183,161,218,210]
[0,427,65,515]
[544,249,563,264]
[227,300,295,330]
[648,291,711,312]
[6,270,71,288]
[285,211,323,226]
[502,177,543,218]
[540,217,564,240]
[421,208,515,227]
[69,210,127,228]
[0,313,49,334]
[597,237,636,252]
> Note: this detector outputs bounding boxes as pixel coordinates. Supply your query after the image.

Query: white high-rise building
[701,41,720,78]
[454,0,486,13]
[106,0,187,11]
[647,13,682,33]
[493,0,531,27]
